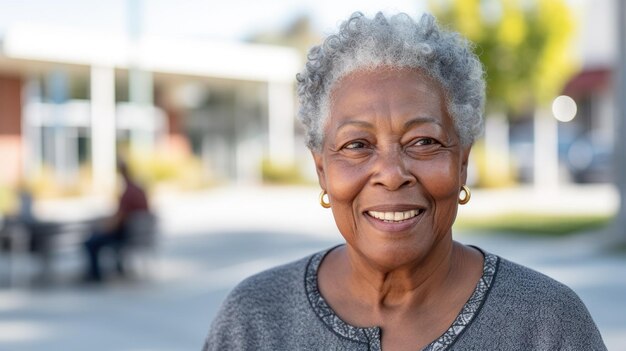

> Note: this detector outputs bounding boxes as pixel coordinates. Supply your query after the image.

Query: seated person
[84,160,149,281]
[0,183,36,252]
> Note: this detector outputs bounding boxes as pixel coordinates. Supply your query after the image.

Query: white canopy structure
[0,23,301,189]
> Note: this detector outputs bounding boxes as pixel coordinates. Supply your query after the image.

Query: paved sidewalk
[0,185,624,350]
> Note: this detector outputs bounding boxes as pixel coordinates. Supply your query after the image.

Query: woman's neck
[343,238,461,311]
[317,238,484,342]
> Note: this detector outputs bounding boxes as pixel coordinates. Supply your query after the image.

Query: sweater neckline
[304,246,499,350]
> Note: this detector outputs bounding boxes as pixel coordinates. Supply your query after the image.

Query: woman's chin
[352,242,434,272]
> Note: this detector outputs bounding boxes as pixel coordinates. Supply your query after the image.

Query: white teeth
[368,210,420,222]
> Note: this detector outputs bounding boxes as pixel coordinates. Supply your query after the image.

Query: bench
[116,211,159,277]
[1,212,159,286]
[1,218,93,286]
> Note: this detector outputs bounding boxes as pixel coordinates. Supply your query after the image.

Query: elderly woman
[205,12,606,350]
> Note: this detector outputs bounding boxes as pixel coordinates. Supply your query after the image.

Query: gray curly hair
[296,11,485,151]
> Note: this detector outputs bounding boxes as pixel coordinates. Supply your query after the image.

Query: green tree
[246,15,321,60]
[431,0,578,189]
[430,0,577,114]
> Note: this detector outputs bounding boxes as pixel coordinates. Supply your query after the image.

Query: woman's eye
[344,141,366,149]
[414,138,437,146]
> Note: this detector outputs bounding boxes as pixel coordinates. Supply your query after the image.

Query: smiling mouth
[366,209,423,223]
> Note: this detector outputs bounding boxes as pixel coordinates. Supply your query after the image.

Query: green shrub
[127,152,209,191]
[471,141,517,188]
[261,160,306,184]
[455,212,613,236]
[0,183,16,215]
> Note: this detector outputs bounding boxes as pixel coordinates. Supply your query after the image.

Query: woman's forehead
[332,67,442,91]
[328,67,449,124]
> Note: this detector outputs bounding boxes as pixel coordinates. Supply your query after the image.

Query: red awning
[562,68,612,99]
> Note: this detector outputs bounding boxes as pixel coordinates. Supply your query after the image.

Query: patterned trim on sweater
[304,248,498,350]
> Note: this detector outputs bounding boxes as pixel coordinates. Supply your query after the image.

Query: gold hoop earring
[319,190,331,208]
[459,185,471,205]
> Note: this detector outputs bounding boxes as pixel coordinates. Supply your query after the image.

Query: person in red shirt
[84,160,149,282]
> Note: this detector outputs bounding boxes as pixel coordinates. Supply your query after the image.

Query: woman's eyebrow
[403,117,443,129]
[335,117,444,133]
[336,119,374,131]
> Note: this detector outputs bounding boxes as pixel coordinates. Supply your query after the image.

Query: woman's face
[313,67,471,270]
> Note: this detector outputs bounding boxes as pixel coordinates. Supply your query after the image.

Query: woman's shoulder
[209,248,333,326]
[225,252,315,306]
[488,256,594,319]
[204,248,334,350]
[494,256,581,303]
[464,254,606,350]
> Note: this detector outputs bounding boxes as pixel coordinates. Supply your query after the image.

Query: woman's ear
[460,145,472,185]
[311,151,327,190]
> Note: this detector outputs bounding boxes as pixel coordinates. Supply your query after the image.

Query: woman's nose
[370,149,416,190]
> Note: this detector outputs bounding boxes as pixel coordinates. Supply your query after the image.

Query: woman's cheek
[326,160,369,202]
[419,157,461,199]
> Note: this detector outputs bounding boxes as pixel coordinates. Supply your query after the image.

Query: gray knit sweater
[204,247,606,350]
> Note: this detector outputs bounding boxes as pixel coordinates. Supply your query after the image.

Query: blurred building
[509,0,617,184]
[0,24,300,190]
[558,0,616,183]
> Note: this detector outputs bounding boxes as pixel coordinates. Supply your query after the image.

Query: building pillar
[21,77,42,180]
[533,107,559,193]
[615,0,626,243]
[484,112,510,186]
[267,81,295,166]
[47,70,70,185]
[90,65,117,193]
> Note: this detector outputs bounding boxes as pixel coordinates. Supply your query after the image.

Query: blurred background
[0,0,625,350]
